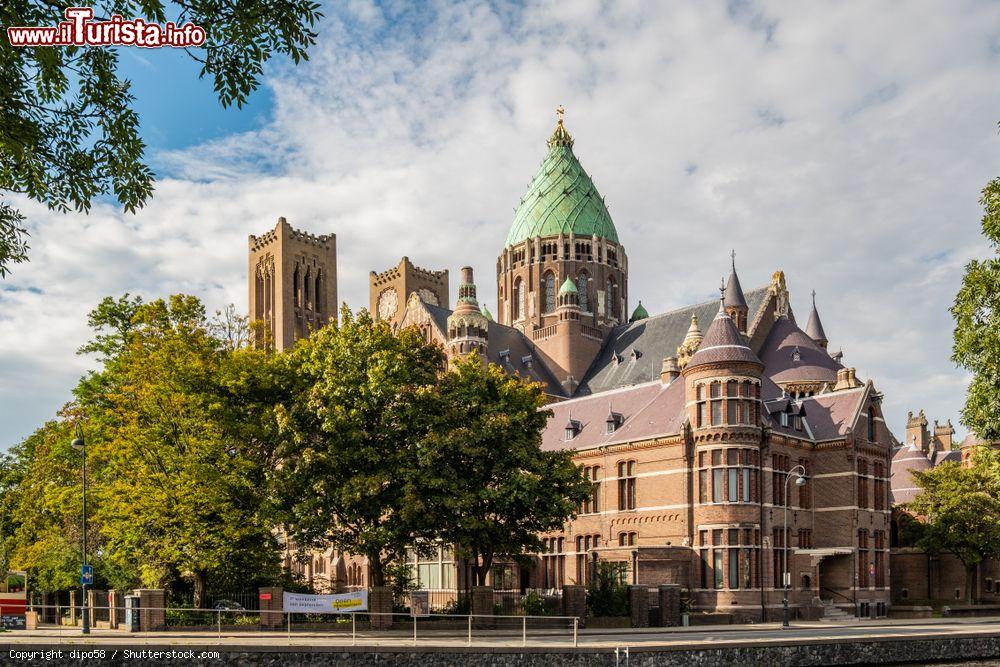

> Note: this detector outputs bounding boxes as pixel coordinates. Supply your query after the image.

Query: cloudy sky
[2,0,999,447]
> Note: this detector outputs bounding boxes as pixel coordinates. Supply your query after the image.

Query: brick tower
[496,107,627,392]
[248,217,337,351]
[370,257,449,330]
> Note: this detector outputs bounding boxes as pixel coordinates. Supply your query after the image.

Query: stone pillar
[658,585,681,627]
[368,586,394,630]
[107,590,120,630]
[258,586,283,630]
[68,590,78,626]
[629,586,649,628]
[562,585,587,628]
[86,589,97,629]
[135,589,166,632]
[471,586,494,629]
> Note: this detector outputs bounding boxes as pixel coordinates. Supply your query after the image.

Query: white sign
[283,590,368,614]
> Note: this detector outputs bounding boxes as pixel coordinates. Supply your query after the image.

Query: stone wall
[9,635,1000,666]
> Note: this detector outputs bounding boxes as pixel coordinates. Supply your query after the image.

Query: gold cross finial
[556,105,565,124]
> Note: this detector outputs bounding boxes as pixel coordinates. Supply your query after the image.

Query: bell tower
[248,217,337,351]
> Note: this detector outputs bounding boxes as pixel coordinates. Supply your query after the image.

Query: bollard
[352,613,356,646]
[522,616,527,646]
[573,617,578,647]
[467,615,472,645]
[413,615,417,645]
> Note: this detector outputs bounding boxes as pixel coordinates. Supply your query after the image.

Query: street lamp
[782,464,807,629]
[71,428,89,635]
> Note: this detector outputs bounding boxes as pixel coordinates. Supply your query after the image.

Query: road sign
[80,565,93,586]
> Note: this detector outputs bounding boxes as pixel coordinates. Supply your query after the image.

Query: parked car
[212,600,246,611]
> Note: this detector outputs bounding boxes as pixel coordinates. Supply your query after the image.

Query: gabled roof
[575,286,769,395]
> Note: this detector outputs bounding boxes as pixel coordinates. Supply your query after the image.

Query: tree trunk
[477,551,494,587]
[192,570,207,608]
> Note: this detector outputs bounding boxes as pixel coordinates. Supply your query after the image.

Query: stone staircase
[819,599,855,622]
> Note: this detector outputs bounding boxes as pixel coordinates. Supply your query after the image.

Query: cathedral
[251,110,898,621]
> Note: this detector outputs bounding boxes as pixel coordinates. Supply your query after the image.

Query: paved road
[6,617,1000,650]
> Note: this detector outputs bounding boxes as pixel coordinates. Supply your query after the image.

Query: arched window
[513,279,523,320]
[606,277,616,318]
[577,273,589,311]
[315,270,323,313]
[867,407,876,441]
[293,264,302,307]
[303,267,311,310]
[543,272,556,313]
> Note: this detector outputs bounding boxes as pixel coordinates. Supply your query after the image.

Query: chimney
[661,356,680,384]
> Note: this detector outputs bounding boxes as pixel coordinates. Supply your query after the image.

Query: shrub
[586,562,629,617]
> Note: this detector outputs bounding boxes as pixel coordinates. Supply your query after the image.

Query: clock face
[417,288,439,306]
[378,288,399,320]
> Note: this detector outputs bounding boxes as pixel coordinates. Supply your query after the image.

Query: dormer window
[629,348,641,361]
[606,411,623,434]
[780,412,789,427]
[792,415,802,431]
[565,419,582,441]
[791,346,801,362]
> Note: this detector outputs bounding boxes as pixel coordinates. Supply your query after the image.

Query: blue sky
[2,0,1000,448]
[116,47,273,163]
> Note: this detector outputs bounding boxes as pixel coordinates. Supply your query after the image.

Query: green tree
[953,176,1000,438]
[88,294,281,605]
[0,0,321,276]
[270,307,444,587]
[906,450,1000,604]
[417,356,591,587]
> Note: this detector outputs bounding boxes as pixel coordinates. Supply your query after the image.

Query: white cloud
[2,0,999,446]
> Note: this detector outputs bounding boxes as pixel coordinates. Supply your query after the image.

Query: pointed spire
[547,105,574,149]
[684,313,702,345]
[723,250,748,309]
[805,290,828,349]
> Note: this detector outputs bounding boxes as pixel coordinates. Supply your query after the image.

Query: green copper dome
[505,112,620,248]
[559,277,578,295]
[629,300,648,322]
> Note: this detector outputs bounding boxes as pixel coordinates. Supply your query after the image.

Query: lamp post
[71,428,90,635]
[782,464,807,629]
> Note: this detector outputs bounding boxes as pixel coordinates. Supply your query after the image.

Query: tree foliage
[4,293,282,603]
[0,0,322,276]
[953,177,1000,439]
[906,448,1000,603]
[270,307,444,587]
[416,356,590,587]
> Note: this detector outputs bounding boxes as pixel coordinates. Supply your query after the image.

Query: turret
[446,266,489,365]
[805,291,828,350]
[724,251,749,333]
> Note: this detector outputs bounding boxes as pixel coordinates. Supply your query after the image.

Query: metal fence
[22,604,581,647]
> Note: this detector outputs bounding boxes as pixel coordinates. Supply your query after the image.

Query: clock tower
[369,257,449,330]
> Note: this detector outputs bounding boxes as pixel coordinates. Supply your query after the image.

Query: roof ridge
[623,285,769,327]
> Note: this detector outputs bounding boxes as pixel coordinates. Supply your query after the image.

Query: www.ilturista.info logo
[6,7,205,47]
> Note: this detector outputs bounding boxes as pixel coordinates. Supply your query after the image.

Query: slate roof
[797,386,867,441]
[686,303,761,369]
[423,302,566,397]
[575,286,769,395]
[541,379,684,453]
[805,295,828,343]
[724,264,748,309]
[759,316,842,385]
